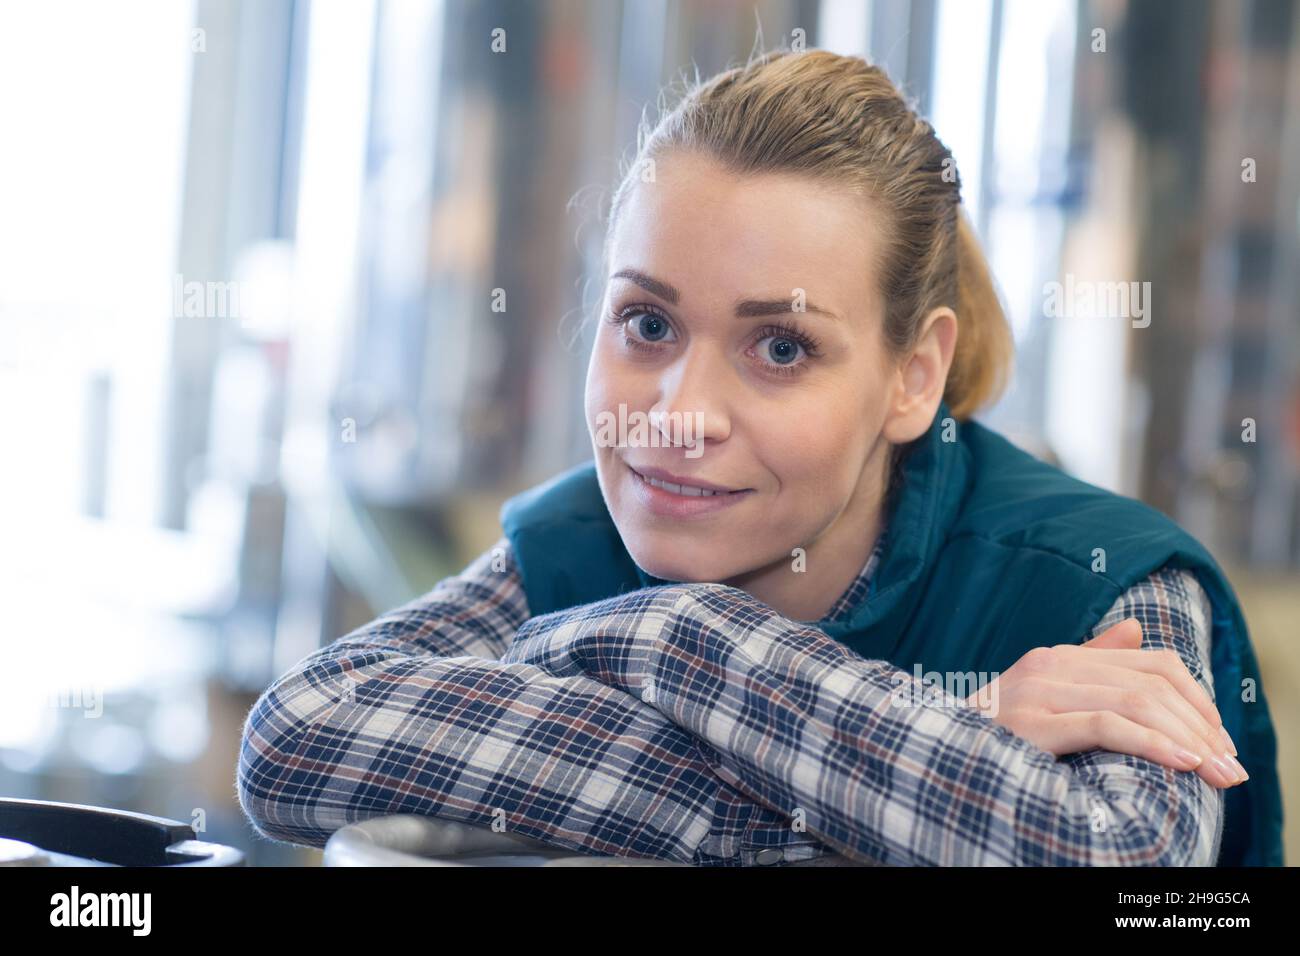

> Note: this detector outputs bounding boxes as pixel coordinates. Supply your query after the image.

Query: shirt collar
[815,522,889,625]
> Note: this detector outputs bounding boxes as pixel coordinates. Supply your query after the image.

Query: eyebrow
[610,268,842,321]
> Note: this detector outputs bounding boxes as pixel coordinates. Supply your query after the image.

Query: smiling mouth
[627,464,751,497]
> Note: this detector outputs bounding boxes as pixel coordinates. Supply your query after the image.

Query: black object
[0,798,244,867]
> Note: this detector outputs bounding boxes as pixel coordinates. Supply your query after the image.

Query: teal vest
[500,401,1283,866]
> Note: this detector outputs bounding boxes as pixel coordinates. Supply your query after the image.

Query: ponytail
[945,210,1013,420]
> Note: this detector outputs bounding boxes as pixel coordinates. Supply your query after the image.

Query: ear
[881,306,958,445]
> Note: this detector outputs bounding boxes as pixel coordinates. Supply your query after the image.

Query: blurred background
[0,0,1296,865]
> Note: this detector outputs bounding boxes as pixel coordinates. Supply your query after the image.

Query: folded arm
[501,565,1225,866]
[235,537,795,863]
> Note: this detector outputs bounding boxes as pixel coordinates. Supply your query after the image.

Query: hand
[963,618,1247,788]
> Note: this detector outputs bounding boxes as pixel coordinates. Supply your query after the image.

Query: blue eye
[613,307,675,346]
[760,335,802,365]
[748,323,819,377]
[637,313,668,342]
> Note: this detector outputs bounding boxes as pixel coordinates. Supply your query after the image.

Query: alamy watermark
[890,665,1000,715]
[49,684,103,719]
[593,403,706,459]
[171,270,288,333]
[1042,273,1151,328]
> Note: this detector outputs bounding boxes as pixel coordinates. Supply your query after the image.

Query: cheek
[753,383,874,492]
[584,333,624,428]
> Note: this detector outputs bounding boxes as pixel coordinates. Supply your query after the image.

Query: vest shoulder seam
[943,528,1166,593]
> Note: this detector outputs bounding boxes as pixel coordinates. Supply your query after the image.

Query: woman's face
[585,150,911,588]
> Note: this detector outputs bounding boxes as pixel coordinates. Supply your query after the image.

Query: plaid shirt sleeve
[235,536,793,863]
[502,564,1225,866]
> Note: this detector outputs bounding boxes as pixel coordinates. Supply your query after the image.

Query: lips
[626,464,748,496]
[623,460,754,519]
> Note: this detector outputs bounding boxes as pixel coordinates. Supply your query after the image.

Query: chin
[621,531,729,583]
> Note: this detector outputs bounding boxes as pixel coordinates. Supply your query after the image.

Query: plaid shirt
[237,528,1224,866]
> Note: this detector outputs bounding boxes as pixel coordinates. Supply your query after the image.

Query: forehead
[608,151,882,313]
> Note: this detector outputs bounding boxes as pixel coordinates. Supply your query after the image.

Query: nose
[648,343,732,452]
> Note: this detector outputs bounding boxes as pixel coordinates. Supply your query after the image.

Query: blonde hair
[603,49,1013,421]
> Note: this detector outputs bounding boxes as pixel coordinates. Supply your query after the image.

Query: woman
[237,50,1282,866]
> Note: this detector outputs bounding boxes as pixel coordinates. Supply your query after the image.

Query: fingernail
[1219,724,1238,757]
[1174,749,1203,770]
[1209,755,1239,785]
[1226,754,1249,782]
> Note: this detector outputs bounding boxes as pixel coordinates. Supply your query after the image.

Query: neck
[725,445,891,623]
